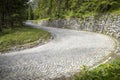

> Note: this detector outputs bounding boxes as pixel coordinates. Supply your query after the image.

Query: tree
[57,0,61,17]
[28,5,34,20]
[32,0,120,20]
[0,0,28,31]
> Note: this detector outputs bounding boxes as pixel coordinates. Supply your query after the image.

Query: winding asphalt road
[0,23,115,80]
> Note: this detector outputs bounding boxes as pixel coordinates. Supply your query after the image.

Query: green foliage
[0,0,28,31]
[95,0,118,13]
[28,5,34,20]
[32,0,120,20]
[0,25,51,52]
[75,57,120,80]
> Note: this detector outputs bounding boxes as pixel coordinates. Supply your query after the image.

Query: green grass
[110,8,120,14]
[0,25,51,52]
[75,55,120,80]
[34,18,50,23]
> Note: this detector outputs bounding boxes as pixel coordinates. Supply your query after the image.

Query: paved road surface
[0,23,115,80]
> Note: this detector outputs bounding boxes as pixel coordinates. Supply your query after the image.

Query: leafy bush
[32,0,120,20]
[76,59,120,80]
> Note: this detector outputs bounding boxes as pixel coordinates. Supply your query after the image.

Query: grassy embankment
[0,25,51,53]
[75,54,120,80]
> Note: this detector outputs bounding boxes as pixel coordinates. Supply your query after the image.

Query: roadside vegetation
[0,0,28,31]
[75,55,120,80]
[29,0,120,21]
[0,25,51,53]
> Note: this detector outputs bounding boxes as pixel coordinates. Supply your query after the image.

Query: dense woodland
[0,0,28,31]
[29,0,120,20]
[0,0,120,31]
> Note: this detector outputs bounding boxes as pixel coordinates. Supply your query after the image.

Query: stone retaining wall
[36,14,120,54]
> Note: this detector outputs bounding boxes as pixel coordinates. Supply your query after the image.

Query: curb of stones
[91,36,119,69]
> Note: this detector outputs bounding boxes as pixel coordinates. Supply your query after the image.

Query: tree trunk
[65,0,69,11]
[48,0,52,15]
[57,0,61,17]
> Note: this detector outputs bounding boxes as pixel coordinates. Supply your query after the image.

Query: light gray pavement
[0,23,116,80]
